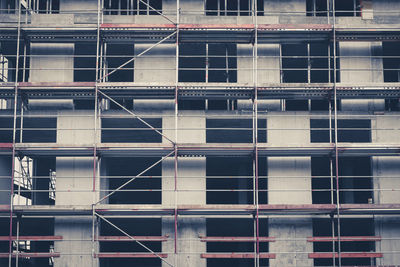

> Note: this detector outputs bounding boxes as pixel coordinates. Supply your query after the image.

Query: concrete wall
[162,106,206,266]
[134,44,175,83]
[30,43,74,83]
[54,111,98,266]
[339,41,385,111]
[267,112,313,266]
[373,115,400,266]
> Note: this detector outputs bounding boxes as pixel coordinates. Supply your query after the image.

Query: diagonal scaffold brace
[138,0,176,24]
[94,150,175,205]
[94,212,175,267]
[97,89,175,144]
[97,30,177,83]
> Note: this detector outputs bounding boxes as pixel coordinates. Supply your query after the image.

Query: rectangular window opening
[31,0,60,14]
[206,118,266,143]
[179,43,237,83]
[311,157,373,204]
[104,158,161,204]
[101,117,162,143]
[310,119,371,143]
[313,218,376,266]
[105,44,134,82]
[206,157,267,205]
[205,0,263,16]
[103,0,162,15]
[306,0,328,17]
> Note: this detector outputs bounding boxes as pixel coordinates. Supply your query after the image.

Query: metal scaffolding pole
[174,0,180,265]
[9,1,23,266]
[252,0,260,265]
[332,0,342,266]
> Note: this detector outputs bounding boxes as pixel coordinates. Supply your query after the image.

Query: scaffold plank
[94,253,168,258]
[199,236,275,242]
[0,252,60,258]
[0,236,62,241]
[308,252,383,258]
[307,236,382,242]
[201,253,276,259]
[97,236,169,242]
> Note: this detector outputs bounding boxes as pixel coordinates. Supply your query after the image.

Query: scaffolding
[0,0,400,266]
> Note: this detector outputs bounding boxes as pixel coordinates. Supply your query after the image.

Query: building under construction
[0,0,400,266]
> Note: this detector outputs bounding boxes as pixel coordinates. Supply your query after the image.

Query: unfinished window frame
[205,0,264,16]
[178,43,237,83]
[103,0,162,15]
[306,0,329,17]
[30,0,60,14]
[307,0,361,17]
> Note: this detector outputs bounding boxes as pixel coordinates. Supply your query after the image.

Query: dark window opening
[205,0,263,16]
[178,99,237,111]
[178,100,206,110]
[0,218,54,267]
[385,99,400,111]
[31,0,60,14]
[100,218,161,267]
[313,218,375,266]
[101,117,162,143]
[105,158,161,204]
[285,99,337,112]
[281,43,337,84]
[0,0,16,14]
[74,42,96,82]
[0,114,19,142]
[206,157,267,204]
[311,157,373,204]
[335,0,361,17]
[109,98,133,110]
[206,119,266,143]
[179,43,237,83]
[307,0,361,17]
[73,42,97,110]
[310,119,371,143]
[208,99,237,110]
[103,0,162,15]
[206,218,268,266]
[383,42,400,83]
[22,117,57,143]
[306,0,328,17]
[0,41,26,83]
[285,100,309,111]
[105,44,134,82]
[33,157,56,206]
[311,100,330,111]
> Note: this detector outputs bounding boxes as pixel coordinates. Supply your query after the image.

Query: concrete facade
[0,0,399,266]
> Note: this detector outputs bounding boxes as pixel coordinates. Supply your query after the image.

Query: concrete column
[134,44,175,83]
[267,113,313,266]
[339,42,384,111]
[54,110,98,266]
[29,43,74,108]
[237,44,281,111]
[162,110,206,266]
[373,116,400,265]
[267,157,313,267]
[0,156,11,204]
